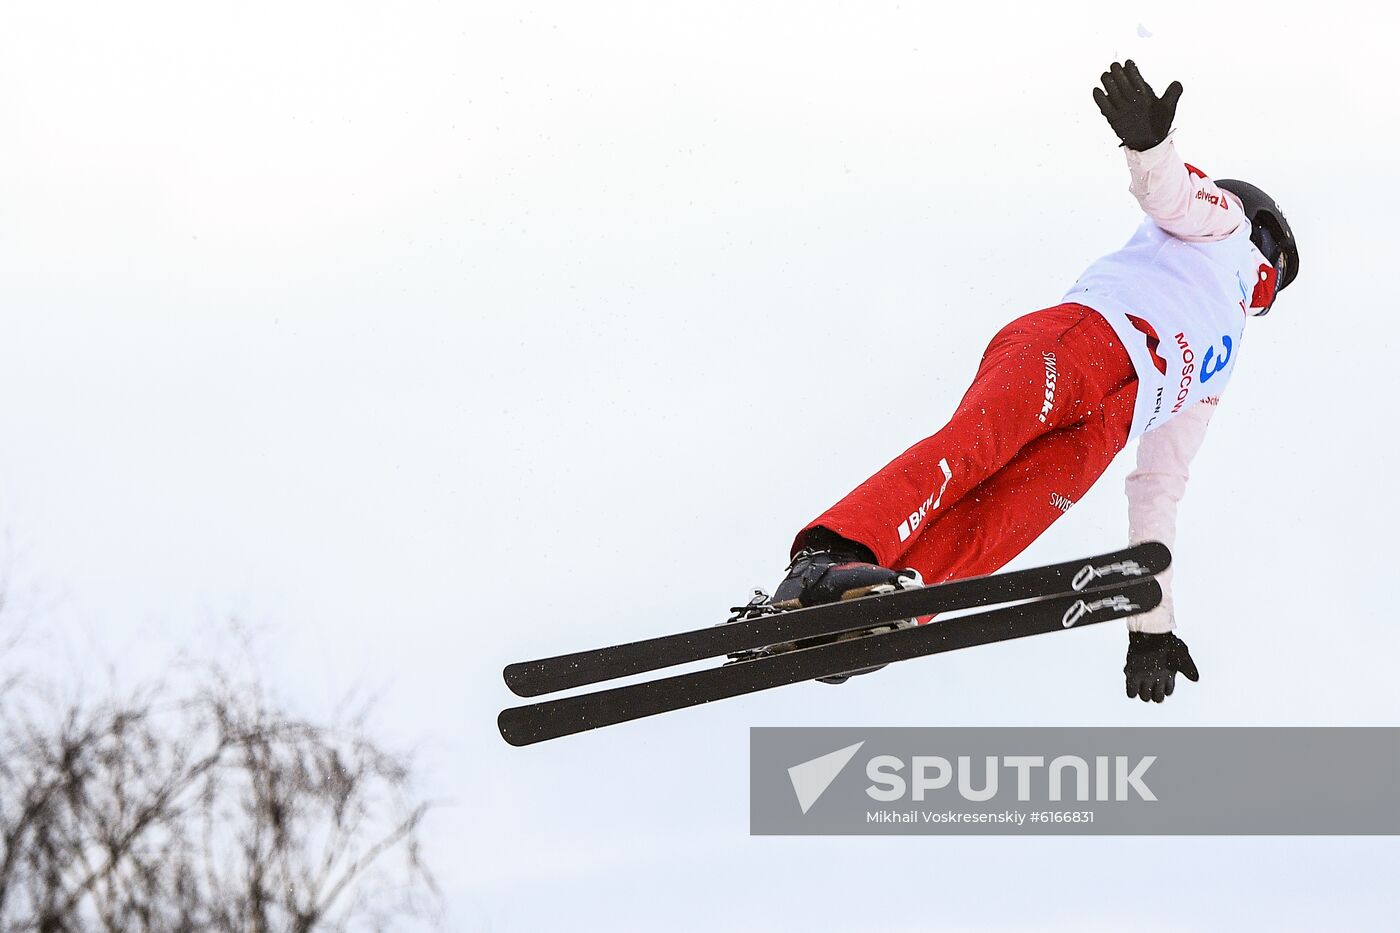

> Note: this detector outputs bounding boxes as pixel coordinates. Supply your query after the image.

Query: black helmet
[1214,179,1299,291]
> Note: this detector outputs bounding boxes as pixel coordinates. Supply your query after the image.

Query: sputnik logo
[788,742,865,815]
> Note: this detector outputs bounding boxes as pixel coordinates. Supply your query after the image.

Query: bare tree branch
[0,659,439,932]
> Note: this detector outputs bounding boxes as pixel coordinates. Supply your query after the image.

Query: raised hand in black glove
[1092,60,1183,152]
[1124,631,1199,703]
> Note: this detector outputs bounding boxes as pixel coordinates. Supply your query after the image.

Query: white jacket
[1103,133,1262,632]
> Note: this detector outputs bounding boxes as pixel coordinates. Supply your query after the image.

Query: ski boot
[728,535,923,684]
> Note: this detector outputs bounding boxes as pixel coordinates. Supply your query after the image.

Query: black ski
[504,541,1169,697]
[498,577,1162,746]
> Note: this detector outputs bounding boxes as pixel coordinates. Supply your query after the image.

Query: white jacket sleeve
[1125,397,1218,633]
[1125,133,1246,242]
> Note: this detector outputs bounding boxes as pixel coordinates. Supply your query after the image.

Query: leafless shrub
[0,664,438,932]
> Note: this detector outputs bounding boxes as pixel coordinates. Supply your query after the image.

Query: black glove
[1092,60,1183,151]
[1124,631,1199,703]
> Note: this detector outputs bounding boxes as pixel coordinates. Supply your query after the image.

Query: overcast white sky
[2,1,1398,930]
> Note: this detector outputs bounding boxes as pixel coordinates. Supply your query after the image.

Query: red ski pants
[797,303,1139,585]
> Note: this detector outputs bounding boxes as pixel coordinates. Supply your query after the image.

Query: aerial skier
[496,60,1304,746]
[755,61,1300,703]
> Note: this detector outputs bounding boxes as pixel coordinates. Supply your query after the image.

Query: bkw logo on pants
[897,458,953,543]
